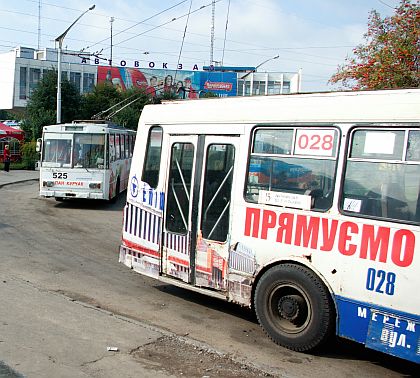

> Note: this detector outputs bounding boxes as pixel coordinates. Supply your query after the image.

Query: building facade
[0,46,301,112]
[0,46,97,111]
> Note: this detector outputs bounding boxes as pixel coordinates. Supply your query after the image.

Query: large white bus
[38,120,135,201]
[119,89,420,363]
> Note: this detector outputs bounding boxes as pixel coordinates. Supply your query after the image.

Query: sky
[0,0,403,92]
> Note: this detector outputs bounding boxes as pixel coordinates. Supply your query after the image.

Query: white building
[237,71,301,96]
[0,46,301,112]
[202,65,301,96]
[0,46,97,111]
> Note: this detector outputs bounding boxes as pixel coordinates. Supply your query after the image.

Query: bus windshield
[74,134,105,168]
[42,134,72,167]
[42,133,105,168]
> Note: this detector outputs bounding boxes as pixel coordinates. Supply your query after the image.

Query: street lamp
[240,55,279,96]
[55,5,95,124]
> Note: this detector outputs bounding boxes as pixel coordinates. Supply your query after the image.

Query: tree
[22,70,82,140]
[81,84,150,130]
[330,0,420,90]
[111,88,150,130]
[80,82,121,120]
[0,110,14,120]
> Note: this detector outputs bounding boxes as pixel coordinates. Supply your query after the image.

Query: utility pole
[56,5,95,124]
[37,0,42,49]
[110,17,114,66]
[210,0,215,65]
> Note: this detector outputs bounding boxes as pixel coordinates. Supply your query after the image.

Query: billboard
[97,66,237,99]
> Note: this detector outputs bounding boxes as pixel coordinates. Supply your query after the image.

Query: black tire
[254,264,334,352]
[110,177,120,203]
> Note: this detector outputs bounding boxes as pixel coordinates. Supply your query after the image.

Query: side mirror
[36,138,42,153]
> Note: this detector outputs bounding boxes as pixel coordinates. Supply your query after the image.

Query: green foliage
[80,82,121,119]
[330,0,420,90]
[200,91,218,98]
[81,84,150,130]
[112,88,150,130]
[0,110,14,119]
[20,140,38,170]
[21,69,164,135]
[20,109,55,141]
[23,70,82,140]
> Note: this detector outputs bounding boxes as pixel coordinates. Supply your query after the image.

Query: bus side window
[342,129,420,223]
[130,135,135,157]
[115,134,121,160]
[109,134,115,163]
[245,127,337,211]
[142,126,163,188]
[120,134,125,159]
[125,134,129,158]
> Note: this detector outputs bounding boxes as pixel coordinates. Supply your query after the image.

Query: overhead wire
[86,0,189,50]
[1,0,367,89]
[0,2,352,64]
[174,0,194,83]
[109,0,222,50]
[221,0,231,66]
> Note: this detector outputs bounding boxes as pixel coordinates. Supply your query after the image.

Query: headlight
[43,181,54,187]
[89,182,102,189]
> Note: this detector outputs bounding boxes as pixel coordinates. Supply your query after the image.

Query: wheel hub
[278,295,305,323]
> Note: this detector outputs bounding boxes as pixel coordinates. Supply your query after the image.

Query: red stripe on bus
[122,238,160,258]
[168,255,189,267]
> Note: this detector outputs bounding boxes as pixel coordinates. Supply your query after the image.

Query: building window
[19,67,27,99]
[83,73,95,93]
[29,68,41,96]
[42,69,53,77]
[283,81,291,94]
[245,81,251,96]
[252,81,266,95]
[267,81,284,95]
[70,72,81,93]
[61,71,68,81]
[237,79,244,95]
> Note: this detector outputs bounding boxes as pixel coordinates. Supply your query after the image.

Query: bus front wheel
[254,264,334,352]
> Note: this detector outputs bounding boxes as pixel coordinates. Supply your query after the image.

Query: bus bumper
[40,189,105,200]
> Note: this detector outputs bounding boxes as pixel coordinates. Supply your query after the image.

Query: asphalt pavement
[0,169,39,188]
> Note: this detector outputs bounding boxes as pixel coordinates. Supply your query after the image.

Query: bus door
[162,134,238,291]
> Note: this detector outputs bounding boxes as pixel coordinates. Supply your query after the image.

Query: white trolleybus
[120,89,420,363]
[38,120,136,201]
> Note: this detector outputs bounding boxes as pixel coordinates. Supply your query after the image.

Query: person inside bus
[91,145,104,167]
[74,143,83,167]
[57,141,70,164]
[3,144,10,172]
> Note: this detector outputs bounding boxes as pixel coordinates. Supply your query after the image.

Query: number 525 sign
[294,129,337,157]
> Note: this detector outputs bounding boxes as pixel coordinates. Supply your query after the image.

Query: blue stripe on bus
[335,296,420,363]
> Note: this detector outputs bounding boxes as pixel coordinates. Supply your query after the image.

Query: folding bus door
[162,134,239,291]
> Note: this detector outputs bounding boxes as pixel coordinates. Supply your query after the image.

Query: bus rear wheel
[110,177,120,203]
[254,264,334,352]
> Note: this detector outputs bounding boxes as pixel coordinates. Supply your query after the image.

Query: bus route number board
[294,129,336,157]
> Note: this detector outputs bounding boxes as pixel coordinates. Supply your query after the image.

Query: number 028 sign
[294,129,336,157]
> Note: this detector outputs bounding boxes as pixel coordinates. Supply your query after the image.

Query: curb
[0,178,39,189]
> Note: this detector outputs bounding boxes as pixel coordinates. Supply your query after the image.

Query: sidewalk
[0,169,39,188]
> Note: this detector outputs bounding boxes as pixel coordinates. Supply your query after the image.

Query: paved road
[0,180,417,377]
[0,170,39,188]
